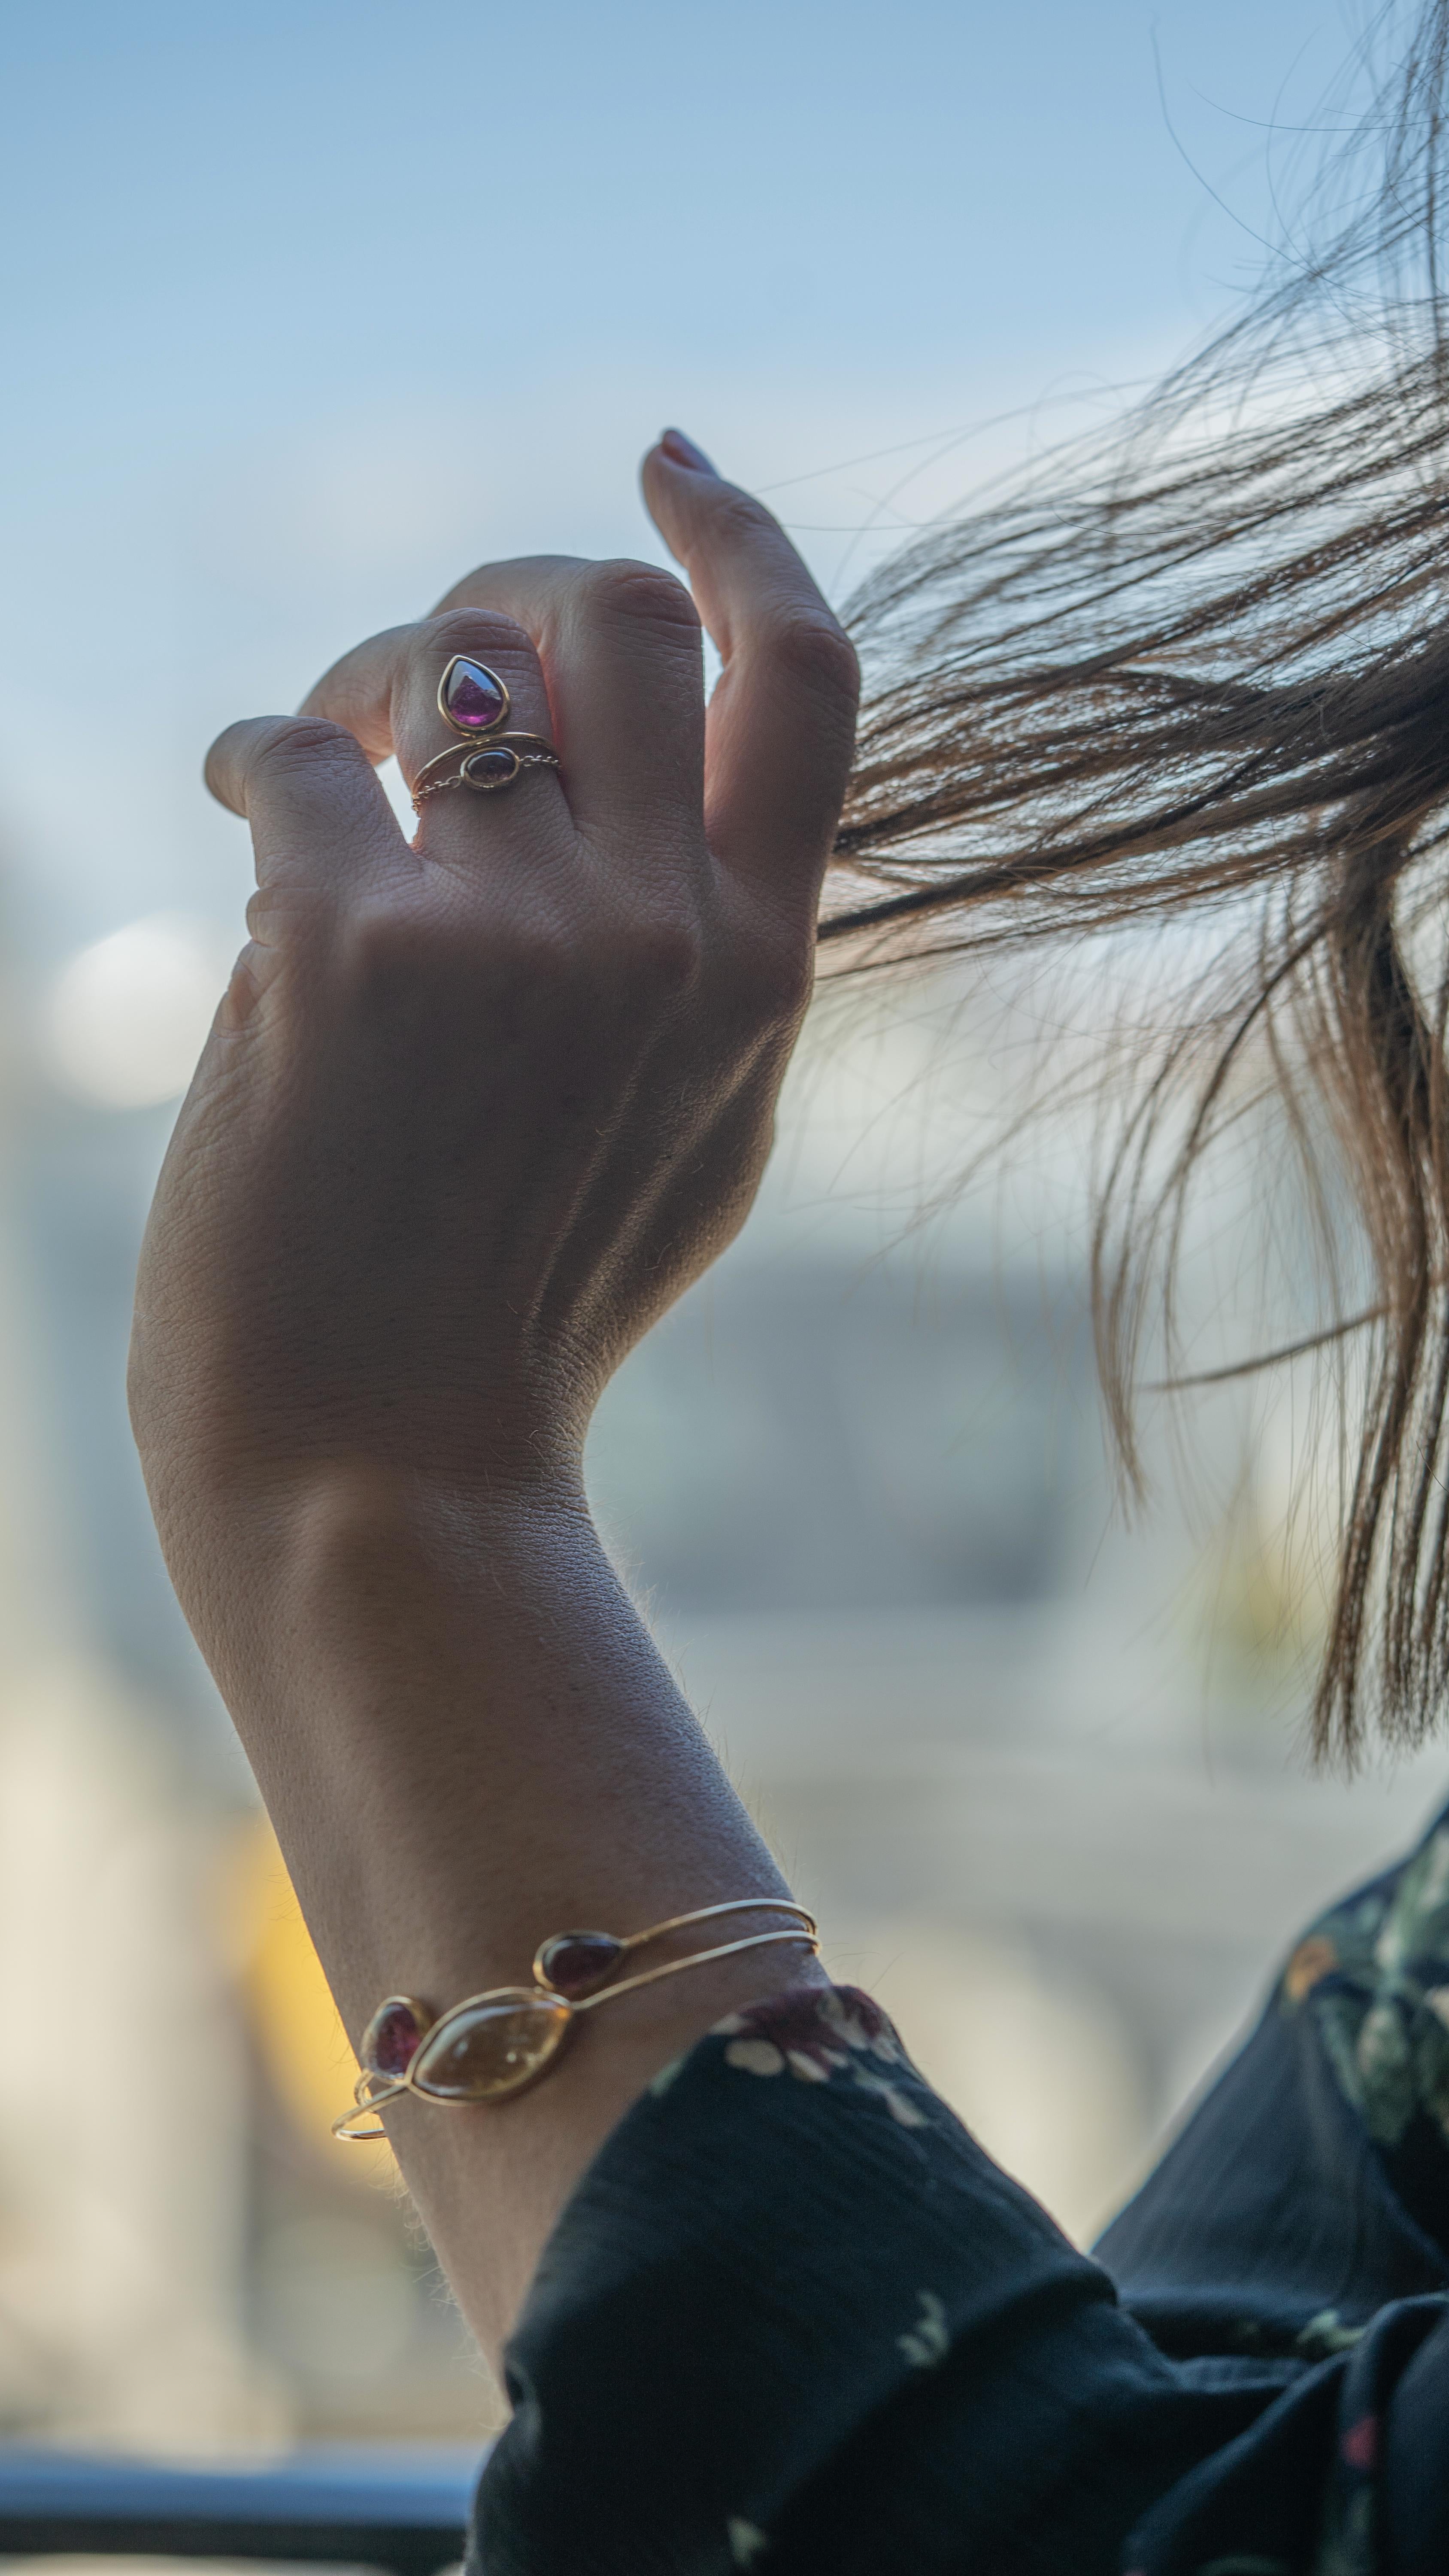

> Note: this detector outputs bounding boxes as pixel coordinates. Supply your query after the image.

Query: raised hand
[133,437,858,1526]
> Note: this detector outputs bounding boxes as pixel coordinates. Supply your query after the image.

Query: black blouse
[471,1797,1449,2573]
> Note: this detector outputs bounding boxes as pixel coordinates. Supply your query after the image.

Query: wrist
[157,1451,597,1719]
[284,1460,598,1649]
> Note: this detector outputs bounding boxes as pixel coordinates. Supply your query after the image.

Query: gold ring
[412,734,562,808]
[411,651,561,809]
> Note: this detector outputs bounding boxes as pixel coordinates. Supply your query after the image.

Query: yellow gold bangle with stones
[333,1899,820,2140]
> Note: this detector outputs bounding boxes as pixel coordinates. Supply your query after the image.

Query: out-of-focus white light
[42,914,236,1110]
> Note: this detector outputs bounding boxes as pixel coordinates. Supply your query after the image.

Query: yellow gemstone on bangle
[410,1988,574,2102]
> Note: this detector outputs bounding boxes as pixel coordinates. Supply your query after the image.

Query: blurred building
[0,1059,267,2446]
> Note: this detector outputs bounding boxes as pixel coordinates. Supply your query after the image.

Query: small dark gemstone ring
[412,732,562,808]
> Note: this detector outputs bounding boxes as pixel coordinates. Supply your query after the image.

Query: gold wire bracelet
[333,1899,819,2140]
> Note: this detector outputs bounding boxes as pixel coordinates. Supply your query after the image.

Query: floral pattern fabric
[1282,1817,1449,2236]
[472,1804,1449,2575]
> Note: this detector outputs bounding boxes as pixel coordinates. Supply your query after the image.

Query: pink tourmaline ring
[437,653,512,736]
[410,651,562,811]
[333,1896,819,2137]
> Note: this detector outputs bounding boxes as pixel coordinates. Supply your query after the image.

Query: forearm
[212,1464,819,2360]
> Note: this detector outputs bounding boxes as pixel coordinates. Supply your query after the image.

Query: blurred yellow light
[230,1816,398,2184]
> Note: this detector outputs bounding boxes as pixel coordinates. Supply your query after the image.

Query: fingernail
[659,427,718,475]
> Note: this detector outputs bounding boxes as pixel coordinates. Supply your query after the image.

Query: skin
[127,435,861,2366]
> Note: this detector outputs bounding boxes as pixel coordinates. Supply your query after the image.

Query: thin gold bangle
[533,1896,817,1991]
[333,1902,820,2139]
[572,1923,817,2011]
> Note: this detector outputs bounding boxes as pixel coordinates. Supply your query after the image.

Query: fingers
[204,715,408,896]
[430,554,706,844]
[641,434,859,905]
[210,447,854,923]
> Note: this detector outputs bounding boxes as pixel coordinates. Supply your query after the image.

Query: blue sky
[0,0,1352,959]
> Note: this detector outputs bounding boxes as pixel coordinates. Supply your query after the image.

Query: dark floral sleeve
[471,1814,1449,2576]
[1281,1809,1449,2251]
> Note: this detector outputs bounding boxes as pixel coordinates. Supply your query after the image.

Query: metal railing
[0,2445,485,2575]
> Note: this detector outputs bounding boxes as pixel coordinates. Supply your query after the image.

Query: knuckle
[632,912,705,995]
[337,893,568,1005]
[333,878,708,1028]
[333,899,392,994]
[599,901,703,1001]
[582,558,702,642]
[709,484,776,548]
[432,554,585,617]
[249,715,366,787]
[334,895,430,999]
[330,900,511,1050]
[244,883,286,945]
[766,607,861,712]
[244,877,325,946]
[742,924,814,1025]
[425,605,534,665]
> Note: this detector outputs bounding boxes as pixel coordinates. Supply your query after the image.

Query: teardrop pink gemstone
[535,1930,626,1999]
[441,656,507,731]
[360,1996,428,2079]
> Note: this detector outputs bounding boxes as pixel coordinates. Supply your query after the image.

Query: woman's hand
[132,439,857,1548]
[127,442,856,2357]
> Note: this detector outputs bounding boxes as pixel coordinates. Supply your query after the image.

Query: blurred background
[0,0,1441,2458]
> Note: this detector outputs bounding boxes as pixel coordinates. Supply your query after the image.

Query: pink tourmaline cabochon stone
[441,657,507,731]
[361,1997,426,2079]
[536,1930,626,1999]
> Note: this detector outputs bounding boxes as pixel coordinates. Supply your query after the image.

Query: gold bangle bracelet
[333,1899,819,2140]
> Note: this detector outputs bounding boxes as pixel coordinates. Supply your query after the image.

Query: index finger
[641,434,860,906]
[204,713,408,897]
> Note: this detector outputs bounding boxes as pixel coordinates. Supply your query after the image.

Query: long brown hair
[826,3,1449,1759]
